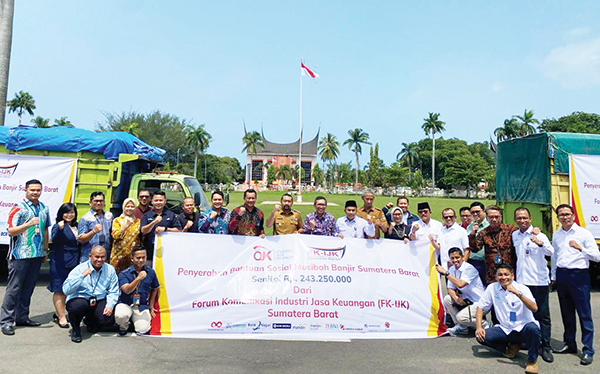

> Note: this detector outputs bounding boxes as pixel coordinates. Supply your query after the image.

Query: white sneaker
[447,325,468,336]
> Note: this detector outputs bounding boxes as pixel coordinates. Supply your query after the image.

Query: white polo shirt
[476,281,539,335]
[439,222,469,270]
[512,225,553,286]
[336,216,375,239]
[551,223,600,280]
[447,261,484,303]
[411,218,443,242]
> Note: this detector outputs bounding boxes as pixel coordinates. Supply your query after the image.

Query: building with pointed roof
[245,129,319,186]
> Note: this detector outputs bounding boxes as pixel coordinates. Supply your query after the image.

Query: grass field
[213,191,495,232]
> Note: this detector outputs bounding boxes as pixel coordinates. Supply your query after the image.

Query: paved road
[0,276,598,374]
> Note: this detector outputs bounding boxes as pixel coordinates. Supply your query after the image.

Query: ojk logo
[253,245,272,261]
[0,163,18,178]
[591,216,599,223]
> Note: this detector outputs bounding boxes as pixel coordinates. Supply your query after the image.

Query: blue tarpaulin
[0,126,165,162]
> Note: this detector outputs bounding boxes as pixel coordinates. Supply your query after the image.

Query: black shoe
[15,319,41,327]
[118,329,128,336]
[1,325,15,336]
[581,353,593,365]
[70,330,82,343]
[541,348,554,363]
[553,343,577,354]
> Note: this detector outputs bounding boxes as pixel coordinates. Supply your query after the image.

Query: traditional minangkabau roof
[244,124,320,156]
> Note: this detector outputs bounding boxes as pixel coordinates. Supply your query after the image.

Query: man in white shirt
[409,202,443,245]
[433,208,469,270]
[436,247,487,336]
[551,204,600,366]
[512,207,554,363]
[335,200,375,239]
[475,264,541,374]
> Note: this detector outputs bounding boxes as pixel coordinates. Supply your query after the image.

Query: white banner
[569,154,600,238]
[150,233,446,340]
[0,154,77,244]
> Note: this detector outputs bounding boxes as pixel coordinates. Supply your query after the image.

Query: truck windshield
[184,177,210,211]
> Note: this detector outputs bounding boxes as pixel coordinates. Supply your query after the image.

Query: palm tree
[343,128,371,186]
[494,118,522,142]
[32,116,50,128]
[513,109,539,135]
[7,91,36,125]
[186,124,212,180]
[241,131,265,184]
[276,165,294,184]
[421,112,445,189]
[121,122,140,136]
[396,142,420,172]
[0,0,14,126]
[318,133,340,188]
[54,117,74,127]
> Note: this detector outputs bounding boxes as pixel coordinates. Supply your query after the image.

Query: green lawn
[211,190,494,232]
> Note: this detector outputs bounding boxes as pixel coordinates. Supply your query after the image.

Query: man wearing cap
[409,202,443,245]
[336,200,375,239]
[357,190,387,239]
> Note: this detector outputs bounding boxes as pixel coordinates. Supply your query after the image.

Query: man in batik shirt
[229,189,264,236]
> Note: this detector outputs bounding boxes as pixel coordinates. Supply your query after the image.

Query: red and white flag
[301,61,319,79]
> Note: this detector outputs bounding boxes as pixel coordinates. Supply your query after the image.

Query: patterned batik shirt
[470,223,518,284]
[302,212,338,236]
[7,199,50,259]
[229,206,264,236]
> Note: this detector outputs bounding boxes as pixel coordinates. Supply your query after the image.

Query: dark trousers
[468,259,487,286]
[484,322,541,362]
[0,257,43,326]
[555,268,594,355]
[66,298,115,335]
[527,285,551,349]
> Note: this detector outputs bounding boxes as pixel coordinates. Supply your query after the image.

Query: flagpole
[297,60,303,203]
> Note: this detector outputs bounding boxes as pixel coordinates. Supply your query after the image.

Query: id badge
[89,296,97,307]
[509,311,517,322]
[494,254,501,265]
[133,293,140,307]
[34,227,40,235]
[98,234,105,245]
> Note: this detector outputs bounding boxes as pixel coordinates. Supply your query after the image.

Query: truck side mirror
[224,192,230,206]
[194,192,201,207]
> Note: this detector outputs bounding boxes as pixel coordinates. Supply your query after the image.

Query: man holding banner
[336,200,375,239]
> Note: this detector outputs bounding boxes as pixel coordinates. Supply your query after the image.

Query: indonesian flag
[301,61,319,78]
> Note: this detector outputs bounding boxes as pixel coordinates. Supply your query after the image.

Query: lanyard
[89,266,103,293]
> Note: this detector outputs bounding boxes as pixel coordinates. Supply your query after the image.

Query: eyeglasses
[418,209,429,214]
[92,199,105,203]
[471,210,482,215]
[139,195,150,199]
[460,214,471,218]
[442,215,455,219]
[558,213,572,217]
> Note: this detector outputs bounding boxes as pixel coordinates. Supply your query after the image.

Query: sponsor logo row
[207,321,391,332]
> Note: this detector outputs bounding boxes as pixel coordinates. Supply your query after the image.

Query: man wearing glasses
[459,207,472,230]
[467,202,488,285]
[432,208,469,270]
[409,202,442,244]
[78,191,114,262]
[133,189,152,219]
[551,204,600,366]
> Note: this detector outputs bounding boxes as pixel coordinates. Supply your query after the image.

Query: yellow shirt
[357,206,387,239]
[273,209,303,235]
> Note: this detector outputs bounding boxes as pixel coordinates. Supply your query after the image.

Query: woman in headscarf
[110,198,141,273]
[50,203,80,328]
[385,207,409,242]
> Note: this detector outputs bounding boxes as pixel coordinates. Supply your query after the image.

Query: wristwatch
[517,291,523,298]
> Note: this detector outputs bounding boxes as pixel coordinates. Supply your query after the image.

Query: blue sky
[6,1,600,168]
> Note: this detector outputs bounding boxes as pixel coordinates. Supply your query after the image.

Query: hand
[239,207,246,215]
[155,226,166,234]
[27,217,40,227]
[150,307,157,318]
[403,238,409,244]
[434,264,446,275]
[455,297,467,307]
[274,204,281,212]
[532,226,541,235]
[93,223,103,234]
[386,202,394,209]
[57,220,65,230]
[475,327,486,343]
[153,215,163,224]
[209,210,218,219]
[506,284,518,294]
[259,233,266,238]
[390,221,396,228]
[82,268,93,277]
[471,222,479,234]
[569,240,582,251]
[412,223,419,233]
[137,270,147,281]
[122,216,134,227]
[309,220,316,230]
[103,306,113,316]
[530,235,542,246]
[366,217,373,225]
[184,220,193,230]
[550,280,556,291]
[429,234,438,243]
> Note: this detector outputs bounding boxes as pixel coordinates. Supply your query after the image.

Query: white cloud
[541,37,600,89]
[568,27,590,36]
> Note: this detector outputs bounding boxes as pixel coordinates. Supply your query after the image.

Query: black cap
[345,200,357,208]
[417,202,430,211]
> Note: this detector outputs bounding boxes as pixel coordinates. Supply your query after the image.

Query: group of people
[0,180,598,372]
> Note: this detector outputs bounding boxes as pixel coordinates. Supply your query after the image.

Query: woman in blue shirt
[49,203,80,328]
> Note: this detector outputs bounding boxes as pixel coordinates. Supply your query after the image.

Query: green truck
[0,126,209,277]
[496,132,600,283]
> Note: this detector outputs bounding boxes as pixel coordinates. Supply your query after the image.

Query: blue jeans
[483,322,541,362]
